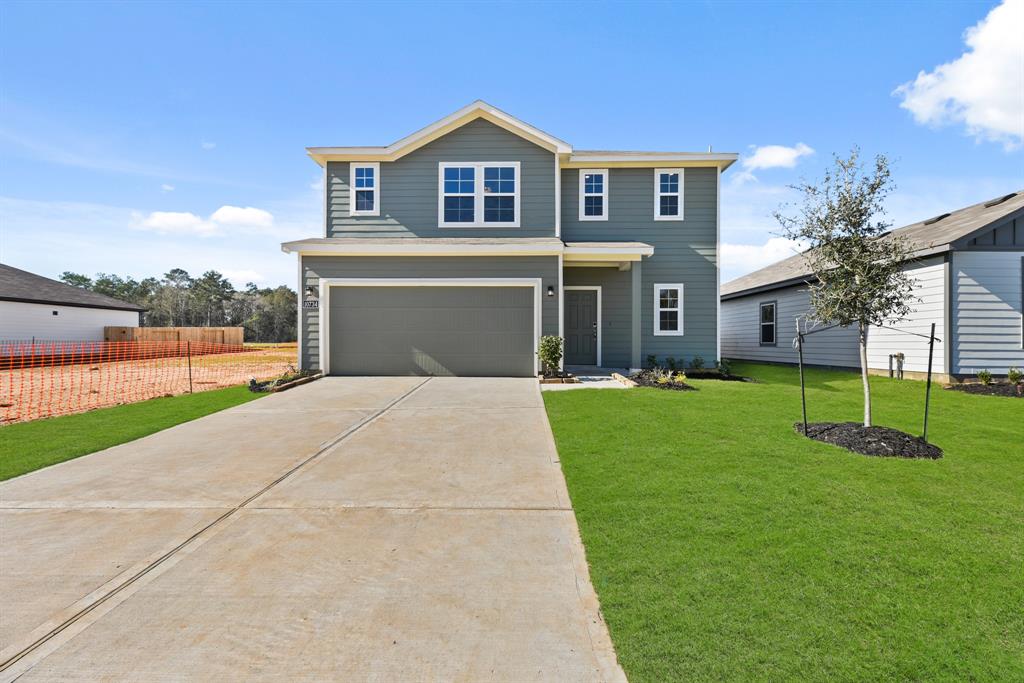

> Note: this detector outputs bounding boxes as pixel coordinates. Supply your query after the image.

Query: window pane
[761,324,775,344]
[444,167,459,181]
[443,196,474,222]
[659,288,678,308]
[485,167,515,194]
[761,304,775,323]
[584,196,603,216]
[354,190,374,211]
[444,167,474,193]
[584,173,603,194]
[660,173,679,193]
[484,196,514,222]
[660,195,679,216]
[484,167,499,181]
[660,310,678,331]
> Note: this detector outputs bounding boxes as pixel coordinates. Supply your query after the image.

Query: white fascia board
[563,244,654,260]
[281,240,563,257]
[564,153,738,170]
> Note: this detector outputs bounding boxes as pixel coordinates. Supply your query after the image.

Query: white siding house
[721,192,1024,381]
[0,264,144,342]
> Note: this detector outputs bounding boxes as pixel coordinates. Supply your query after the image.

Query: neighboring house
[0,264,145,341]
[282,101,738,377]
[720,191,1024,381]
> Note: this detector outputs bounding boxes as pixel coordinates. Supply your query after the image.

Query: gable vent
[983,192,1017,208]
[923,213,951,225]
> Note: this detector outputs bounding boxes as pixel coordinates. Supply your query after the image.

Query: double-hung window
[349,163,380,216]
[759,301,777,346]
[439,162,520,227]
[654,283,684,335]
[654,168,684,220]
[578,169,608,221]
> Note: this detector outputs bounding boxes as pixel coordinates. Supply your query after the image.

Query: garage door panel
[328,286,535,377]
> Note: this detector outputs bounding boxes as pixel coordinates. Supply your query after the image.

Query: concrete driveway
[0,377,624,682]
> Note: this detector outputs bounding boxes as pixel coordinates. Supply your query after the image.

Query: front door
[565,289,597,365]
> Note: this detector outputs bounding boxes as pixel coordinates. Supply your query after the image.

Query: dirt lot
[0,344,297,424]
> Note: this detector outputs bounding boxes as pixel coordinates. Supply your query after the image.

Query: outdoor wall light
[305,286,318,297]
[546,286,555,297]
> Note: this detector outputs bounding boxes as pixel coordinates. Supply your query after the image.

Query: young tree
[774,149,916,427]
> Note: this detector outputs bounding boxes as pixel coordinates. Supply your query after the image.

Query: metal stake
[187,340,194,394]
[796,320,808,435]
[923,322,935,442]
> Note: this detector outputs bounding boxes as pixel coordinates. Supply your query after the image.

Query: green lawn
[0,386,263,481]
[543,362,1023,681]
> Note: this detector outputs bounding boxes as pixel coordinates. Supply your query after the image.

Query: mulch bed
[945,382,1023,398]
[631,370,696,391]
[684,369,752,382]
[795,422,942,459]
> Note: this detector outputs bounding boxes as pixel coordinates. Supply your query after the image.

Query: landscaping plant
[646,354,658,369]
[537,335,564,377]
[977,369,993,385]
[689,355,705,370]
[775,148,915,427]
[1008,367,1022,385]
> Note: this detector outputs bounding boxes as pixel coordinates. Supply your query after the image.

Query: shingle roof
[0,264,146,311]
[721,190,1024,299]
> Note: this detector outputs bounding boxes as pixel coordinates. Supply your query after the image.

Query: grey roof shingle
[0,264,146,311]
[721,190,1024,299]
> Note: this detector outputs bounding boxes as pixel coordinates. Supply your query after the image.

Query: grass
[543,362,1023,681]
[0,385,263,481]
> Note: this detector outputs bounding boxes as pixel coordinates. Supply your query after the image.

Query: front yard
[543,362,1023,681]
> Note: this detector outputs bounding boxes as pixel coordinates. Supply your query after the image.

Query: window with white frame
[349,163,380,216]
[578,169,608,220]
[438,162,520,227]
[654,283,684,335]
[759,301,777,345]
[654,168,684,220]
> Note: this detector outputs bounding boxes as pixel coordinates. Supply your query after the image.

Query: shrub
[673,372,688,384]
[716,358,732,376]
[689,355,705,370]
[537,336,563,377]
[1008,367,1023,385]
[646,354,658,369]
[666,357,677,372]
[977,369,993,385]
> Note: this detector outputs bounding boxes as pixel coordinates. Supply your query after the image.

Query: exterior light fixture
[546,286,555,297]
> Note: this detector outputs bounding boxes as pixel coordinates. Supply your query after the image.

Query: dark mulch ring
[945,382,1023,398]
[631,370,696,391]
[795,422,943,459]
[684,369,752,382]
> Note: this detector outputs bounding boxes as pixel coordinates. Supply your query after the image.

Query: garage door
[327,285,536,377]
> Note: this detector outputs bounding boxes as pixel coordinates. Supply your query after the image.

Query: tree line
[60,269,296,343]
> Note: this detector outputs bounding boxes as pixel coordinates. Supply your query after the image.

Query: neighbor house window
[349,163,380,217]
[760,301,777,346]
[654,283,684,335]
[654,168,684,220]
[578,169,608,221]
[438,162,520,227]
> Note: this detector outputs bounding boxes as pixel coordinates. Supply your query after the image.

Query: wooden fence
[104,326,244,345]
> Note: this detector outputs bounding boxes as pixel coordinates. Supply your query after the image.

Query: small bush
[673,372,688,384]
[538,336,563,376]
[646,354,658,369]
[1008,367,1023,385]
[716,358,732,376]
[977,369,993,385]
[689,355,705,370]
[666,357,677,371]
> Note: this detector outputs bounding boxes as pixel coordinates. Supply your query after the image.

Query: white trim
[438,161,521,228]
[563,243,652,260]
[554,154,562,237]
[348,162,380,217]
[569,152,738,164]
[296,254,304,369]
[654,168,684,221]
[653,282,684,336]
[322,165,328,237]
[715,165,721,361]
[578,169,609,221]
[557,253,564,370]
[317,277,543,376]
[565,285,602,367]
[759,301,777,345]
[282,240,561,257]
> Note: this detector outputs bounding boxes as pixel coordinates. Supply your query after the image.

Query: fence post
[187,341,193,394]
[923,322,935,442]
[796,319,808,435]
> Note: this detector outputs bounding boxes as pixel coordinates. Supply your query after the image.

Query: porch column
[631,259,642,370]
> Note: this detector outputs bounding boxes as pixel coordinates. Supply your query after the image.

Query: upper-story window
[439,162,520,228]
[349,163,380,217]
[578,169,608,221]
[654,168,684,221]
[654,283,684,335]
[759,301,777,346]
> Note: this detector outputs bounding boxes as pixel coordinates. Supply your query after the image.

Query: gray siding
[951,250,1024,374]
[562,166,719,365]
[328,119,555,238]
[961,212,1024,249]
[721,285,860,367]
[300,255,559,371]
[564,267,633,368]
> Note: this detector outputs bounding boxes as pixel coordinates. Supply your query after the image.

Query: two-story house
[282,101,737,377]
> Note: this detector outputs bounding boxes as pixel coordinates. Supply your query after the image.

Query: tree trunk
[859,322,872,427]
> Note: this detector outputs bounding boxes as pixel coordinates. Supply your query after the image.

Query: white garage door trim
[318,277,543,376]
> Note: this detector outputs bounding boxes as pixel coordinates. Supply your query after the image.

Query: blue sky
[1,0,1021,288]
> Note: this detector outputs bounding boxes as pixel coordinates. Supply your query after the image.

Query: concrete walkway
[0,377,624,682]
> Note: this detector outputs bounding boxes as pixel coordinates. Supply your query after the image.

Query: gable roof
[0,264,146,312]
[721,190,1024,300]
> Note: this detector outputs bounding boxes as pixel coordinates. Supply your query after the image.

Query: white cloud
[222,269,266,287]
[721,237,807,283]
[743,143,815,171]
[201,141,216,150]
[133,205,275,237]
[894,0,1024,149]
[160,183,175,192]
[209,205,274,228]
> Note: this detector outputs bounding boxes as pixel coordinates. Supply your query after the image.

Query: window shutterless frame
[654,168,684,221]
[653,283,684,335]
[349,162,380,217]
[578,169,608,221]
[438,161,521,228]
[759,301,777,346]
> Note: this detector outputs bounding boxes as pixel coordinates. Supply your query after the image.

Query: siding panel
[951,251,1024,374]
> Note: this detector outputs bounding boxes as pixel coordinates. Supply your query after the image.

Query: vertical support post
[923,322,935,442]
[796,319,808,435]
[187,340,194,394]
